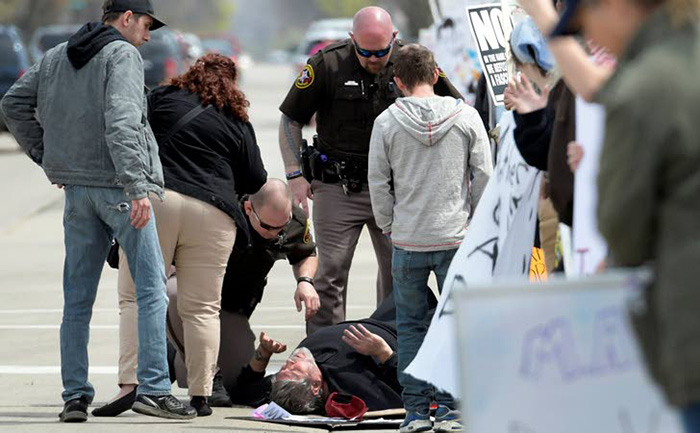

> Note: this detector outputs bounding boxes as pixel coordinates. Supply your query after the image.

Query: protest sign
[405,112,541,397]
[573,98,608,276]
[466,4,513,105]
[422,15,482,105]
[454,272,683,433]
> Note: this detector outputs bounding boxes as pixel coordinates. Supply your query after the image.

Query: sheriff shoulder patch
[295,64,315,89]
[303,219,312,244]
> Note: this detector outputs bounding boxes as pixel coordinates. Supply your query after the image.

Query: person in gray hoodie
[368,44,493,433]
[0,0,195,423]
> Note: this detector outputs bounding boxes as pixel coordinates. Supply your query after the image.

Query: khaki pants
[118,189,236,396]
[306,180,393,335]
[165,276,256,390]
[538,198,559,273]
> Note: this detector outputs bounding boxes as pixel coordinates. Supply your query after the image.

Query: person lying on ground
[226,293,407,414]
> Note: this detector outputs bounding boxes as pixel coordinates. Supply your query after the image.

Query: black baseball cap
[103,0,167,30]
[550,0,582,37]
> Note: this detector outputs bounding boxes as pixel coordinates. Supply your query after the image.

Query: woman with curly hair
[93,53,267,417]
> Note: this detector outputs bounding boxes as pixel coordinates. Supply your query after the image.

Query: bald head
[250,178,292,212]
[353,6,393,37]
[246,179,294,238]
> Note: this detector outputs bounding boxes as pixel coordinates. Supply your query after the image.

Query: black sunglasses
[354,36,394,58]
[250,202,292,231]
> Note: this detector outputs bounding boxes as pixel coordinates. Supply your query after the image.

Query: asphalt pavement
[0,63,396,432]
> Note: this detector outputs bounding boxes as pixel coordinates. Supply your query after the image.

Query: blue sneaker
[400,410,432,433]
[434,405,462,432]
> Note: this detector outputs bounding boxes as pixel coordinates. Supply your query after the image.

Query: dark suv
[138,29,185,89]
[0,26,30,130]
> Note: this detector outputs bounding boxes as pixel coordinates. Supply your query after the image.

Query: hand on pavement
[342,324,393,363]
[130,197,152,229]
[504,74,549,114]
[289,176,313,214]
[294,281,320,321]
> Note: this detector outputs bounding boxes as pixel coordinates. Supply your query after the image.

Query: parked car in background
[201,38,237,60]
[293,18,353,73]
[201,33,252,69]
[175,31,204,69]
[0,25,30,131]
[201,36,252,83]
[29,24,81,63]
[138,28,186,89]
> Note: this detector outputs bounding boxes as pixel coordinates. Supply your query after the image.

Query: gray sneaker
[434,405,463,432]
[132,394,196,420]
[400,410,432,433]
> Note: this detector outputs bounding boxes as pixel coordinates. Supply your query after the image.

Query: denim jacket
[1,40,163,199]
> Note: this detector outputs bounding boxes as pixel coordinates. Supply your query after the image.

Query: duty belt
[316,140,368,195]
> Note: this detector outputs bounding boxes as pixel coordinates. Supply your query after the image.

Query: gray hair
[269,348,326,414]
[270,376,325,414]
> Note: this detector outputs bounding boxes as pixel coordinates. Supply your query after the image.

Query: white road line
[0,325,305,330]
[0,365,283,375]
[0,306,375,314]
[0,366,117,374]
[0,325,116,330]
[0,308,117,314]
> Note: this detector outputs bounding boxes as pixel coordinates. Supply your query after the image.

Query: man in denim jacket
[1,0,195,423]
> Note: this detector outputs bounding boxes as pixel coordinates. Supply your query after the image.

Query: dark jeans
[683,403,700,433]
[392,246,458,413]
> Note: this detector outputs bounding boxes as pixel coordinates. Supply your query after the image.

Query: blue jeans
[683,403,700,433]
[393,246,458,413]
[61,186,170,402]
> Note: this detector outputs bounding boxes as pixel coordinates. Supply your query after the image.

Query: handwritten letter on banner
[454,273,682,433]
[405,112,541,397]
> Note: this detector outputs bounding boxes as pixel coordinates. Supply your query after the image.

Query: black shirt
[227,295,403,411]
[148,86,268,237]
[280,39,463,156]
[228,319,401,411]
[220,203,316,317]
[513,80,575,226]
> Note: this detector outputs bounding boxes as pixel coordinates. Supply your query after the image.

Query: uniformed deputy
[278,6,462,335]
[165,179,319,411]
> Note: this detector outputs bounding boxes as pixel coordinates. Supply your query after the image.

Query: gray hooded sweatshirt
[368,95,493,252]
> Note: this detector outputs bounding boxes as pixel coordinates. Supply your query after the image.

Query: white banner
[454,272,682,433]
[405,112,541,396]
[572,98,608,276]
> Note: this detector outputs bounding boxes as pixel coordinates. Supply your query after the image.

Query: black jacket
[513,79,575,226]
[227,296,403,411]
[147,86,267,239]
[221,203,316,317]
